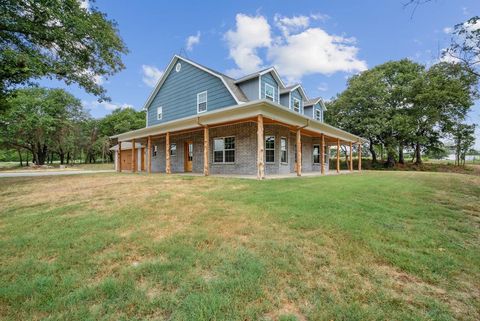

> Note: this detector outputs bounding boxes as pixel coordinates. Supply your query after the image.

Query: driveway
[0,170,115,178]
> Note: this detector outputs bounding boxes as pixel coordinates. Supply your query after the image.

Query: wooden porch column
[320,134,325,175]
[131,138,136,173]
[349,141,353,171]
[358,143,362,172]
[147,136,152,174]
[257,114,265,179]
[336,138,340,173]
[296,129,302,176]
[203,126,209,176]
[118,141,122,172]
[165,132,171,174]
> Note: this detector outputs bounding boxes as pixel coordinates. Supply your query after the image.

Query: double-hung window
[293,98,301,113]
[315,109,322,121]
[170,143,177,156]
[280,137,288,163]
[313,145,320,164]
[265,136,275,163]
[197,91,207,113]
[213,137,235,163]
[157,106,163,120]
[265,84,275,101]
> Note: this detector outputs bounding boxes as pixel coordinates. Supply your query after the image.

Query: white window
[265,84,275,101]
[265,136,275,163]
[281,137,288,163]
[157,106,163,120]
[213,137,235,163]
[153,145,158,157]
[315,109,322,122]
[170,143,177,156]
[175,62,181,72]
[293,98,301,113]
[313,145,320,164]
[197,91,207,113]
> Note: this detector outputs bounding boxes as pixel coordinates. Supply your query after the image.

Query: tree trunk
[369,139,377,164]
[398,144,404,165]
[386,151,396,168]
[26,151,29,166]
[35,143,48,165]
[414,142,422,165]
[67,151,70,165]
[59,150,65,165]
[17,149,23,167]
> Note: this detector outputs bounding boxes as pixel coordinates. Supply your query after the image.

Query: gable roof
[305,97,327,110]
[142,55,247,111]
[234,67,286,88]
[279,84,308,101]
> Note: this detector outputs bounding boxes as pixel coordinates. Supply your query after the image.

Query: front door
[184,141,193,172]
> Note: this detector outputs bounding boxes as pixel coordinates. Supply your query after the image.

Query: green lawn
[0,172,478,320]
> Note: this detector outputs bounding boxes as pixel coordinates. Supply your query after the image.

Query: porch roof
[111,100,367,144]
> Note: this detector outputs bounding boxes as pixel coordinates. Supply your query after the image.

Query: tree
[0,0,128,108]
[451,123,475,166]
[0,87,86,165]
[443,16,480,78]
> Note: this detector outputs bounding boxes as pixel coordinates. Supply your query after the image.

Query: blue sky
[43,0,480,148]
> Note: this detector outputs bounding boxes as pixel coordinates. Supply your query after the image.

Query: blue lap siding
[290,88,303,114]
[147,60,237,127]
[260,73,280,103]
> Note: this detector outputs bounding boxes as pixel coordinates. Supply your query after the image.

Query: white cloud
[79,0,89,10]
[186,31,201,51]
[443,27,453,34]
[141,65,163,87]
[310,13,330,22]
[224,13,367,83]
[317,82,328,92]
[83,100,133,112]
[224,14,272,77]
[268,28,367,83]
[274,14,310,36]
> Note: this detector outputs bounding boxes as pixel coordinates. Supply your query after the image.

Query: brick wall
[148,122,327,175]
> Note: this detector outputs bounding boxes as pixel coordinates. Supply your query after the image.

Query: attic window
[293,98,301,113]
[175,62,181,72]
[265,84,275,101]
[315,109,322,121]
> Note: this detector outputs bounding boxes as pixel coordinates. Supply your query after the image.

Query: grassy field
[0,162,114,172]
[0,172,479,321]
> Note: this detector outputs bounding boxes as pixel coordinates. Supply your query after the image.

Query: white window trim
[197,91,208,114]
[213,136,236,164]
[265,135,275,163]
[157,106,163,120]
[315,108,322,121]
[280,136,288,164]
[313,144,320,164]
[293,98,301,113]
[170,143,177,157]
[265,83,275,101]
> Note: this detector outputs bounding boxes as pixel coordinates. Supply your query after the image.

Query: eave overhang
[111,100,367,144]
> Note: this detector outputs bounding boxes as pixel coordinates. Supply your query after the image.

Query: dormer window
[265,84,275,101]
[197,91,207,113]
[293,98,301,113]
[157,106,163,120]
[315,109,322,121]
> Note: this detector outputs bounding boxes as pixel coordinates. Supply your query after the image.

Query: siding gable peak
[142,55,244,112]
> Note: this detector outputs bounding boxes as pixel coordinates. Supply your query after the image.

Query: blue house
[112,55,365,178]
